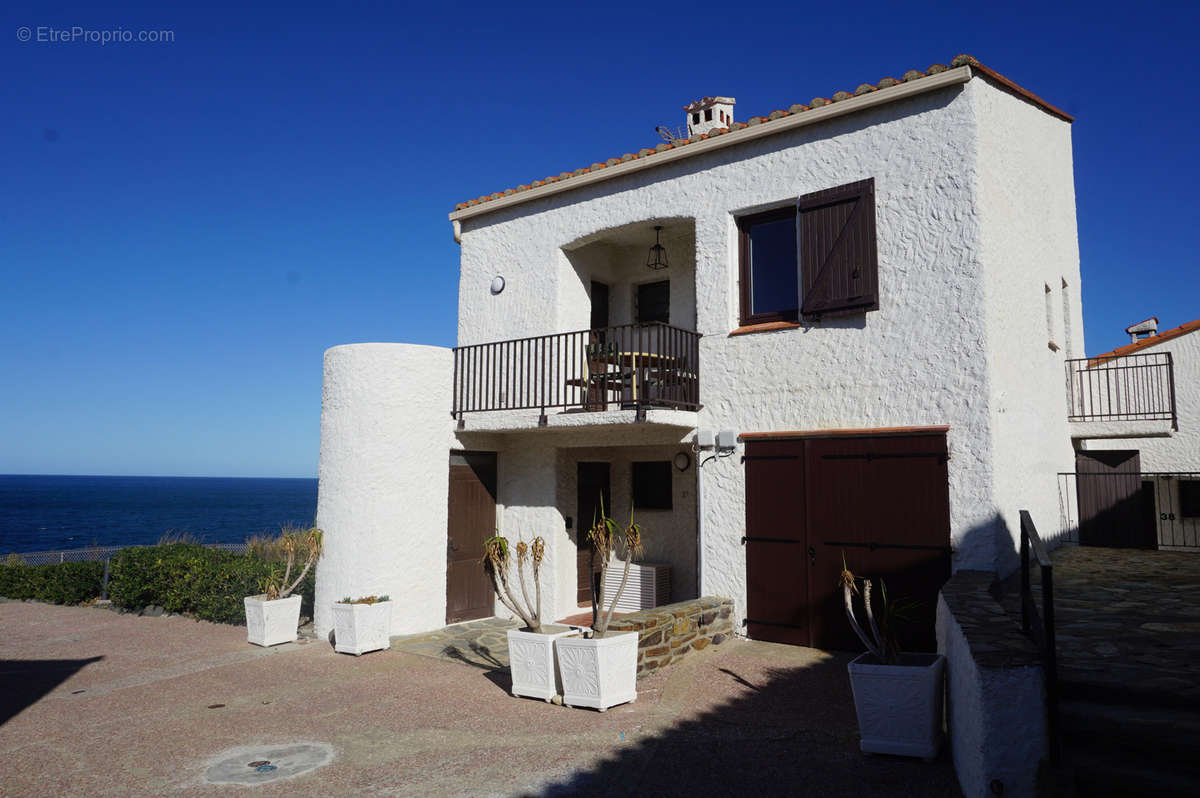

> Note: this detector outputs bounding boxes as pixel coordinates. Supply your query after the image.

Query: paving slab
[0,602,960,797]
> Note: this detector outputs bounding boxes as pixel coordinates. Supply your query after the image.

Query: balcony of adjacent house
[1066,351,1178,439]
[452,218,701,434]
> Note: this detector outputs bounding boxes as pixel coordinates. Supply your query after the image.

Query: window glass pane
[749,216,798,316]
[636,280,670,324]
[632,461,672,510]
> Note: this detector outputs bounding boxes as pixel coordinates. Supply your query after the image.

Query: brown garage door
[744,431,952,652]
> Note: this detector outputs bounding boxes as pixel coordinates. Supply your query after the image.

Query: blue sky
[2,1,1197,477]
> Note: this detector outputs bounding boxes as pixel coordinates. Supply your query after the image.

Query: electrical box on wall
[717,429,738,451]
[696,429,715,450]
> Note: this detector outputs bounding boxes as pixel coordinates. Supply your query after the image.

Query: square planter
[848,652,946,759]
[244,594,302,647]
[332,600,393,655]
[507,626,579,701]
[556,631,638,711]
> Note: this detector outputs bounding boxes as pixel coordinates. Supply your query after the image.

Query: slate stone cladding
[607,596,734,677]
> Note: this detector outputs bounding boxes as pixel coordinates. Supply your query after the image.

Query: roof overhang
[448,65,973,226]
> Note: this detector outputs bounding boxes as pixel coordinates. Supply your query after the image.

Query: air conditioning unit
[603,561,671,613]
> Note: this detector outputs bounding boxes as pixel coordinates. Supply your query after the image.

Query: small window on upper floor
[736,178,878,326]
[1045,283,1060,351]
[692,112,700,125]
[632,461,672,510]
[705,108,713,122]
[636,280,670,324]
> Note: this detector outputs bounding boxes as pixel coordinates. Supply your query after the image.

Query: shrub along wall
[0,561,104,604]
[607,596,735,677]
[107,543,315,625]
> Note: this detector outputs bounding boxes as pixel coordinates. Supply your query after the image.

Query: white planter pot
[556,631,638,712]
[507,626,579,701]
[244,594,302,647]
[848,652,946,759]
[332,601,393,655]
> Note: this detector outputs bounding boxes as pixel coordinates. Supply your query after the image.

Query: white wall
[314,344,454,638]
[974,79,1083,576]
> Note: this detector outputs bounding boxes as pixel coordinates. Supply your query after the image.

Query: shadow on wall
[0,656,104,726]
[529,652,962,797]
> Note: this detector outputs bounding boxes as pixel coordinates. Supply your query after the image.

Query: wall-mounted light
[673,451,692,472]
[490,275,506,295]
[646,225,669,271]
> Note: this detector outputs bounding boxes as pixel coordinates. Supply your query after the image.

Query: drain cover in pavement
[204,743,334,785]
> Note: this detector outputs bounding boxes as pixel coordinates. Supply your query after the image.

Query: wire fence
[4,542,250,566]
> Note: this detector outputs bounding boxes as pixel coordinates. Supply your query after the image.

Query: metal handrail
[1019,509,1059,764]
[1065,351,1177,429]
[452,321,701,418]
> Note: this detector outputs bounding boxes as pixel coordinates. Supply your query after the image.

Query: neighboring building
[1074,317,1199,549]
[314,54,1161,653]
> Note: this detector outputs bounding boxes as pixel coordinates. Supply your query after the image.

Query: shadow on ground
[530,650,961,798]
[0,656,103,725]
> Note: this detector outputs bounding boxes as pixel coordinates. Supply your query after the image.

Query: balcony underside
[1069,419,1175,440]
[454,406,699,435]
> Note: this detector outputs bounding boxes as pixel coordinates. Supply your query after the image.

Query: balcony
[1066,352,1178,438]
[452,322,701,431]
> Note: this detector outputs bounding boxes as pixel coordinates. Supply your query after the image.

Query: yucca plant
[263,526,323,600]
[484,534,545,633]
[587,494,643,638]
[840,554,920,665]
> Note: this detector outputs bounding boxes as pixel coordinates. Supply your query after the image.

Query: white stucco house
[312,53,1175,652]
[1074,316,1199,549]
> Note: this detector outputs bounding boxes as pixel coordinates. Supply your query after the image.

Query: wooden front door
[744,433,952,652]
[576,462,611,606]
[1076,450,1155,548]
[446,451,497,624]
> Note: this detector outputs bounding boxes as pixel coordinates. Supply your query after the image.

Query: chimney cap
[683,96,736,113]
[1125,316,1159,335]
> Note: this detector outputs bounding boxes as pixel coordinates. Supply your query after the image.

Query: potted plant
[244,526,322,647]
[485,534,577,702]
[841,556,945,759]
[332,594,393,655]
[556,499,642,712]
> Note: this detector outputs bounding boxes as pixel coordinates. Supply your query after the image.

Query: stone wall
[606,596,733,677]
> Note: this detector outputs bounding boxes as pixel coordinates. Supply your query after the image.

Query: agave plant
[587,494,643,638]
[263,526,323,600]
[484,533,545,633]
[840,554,919,665]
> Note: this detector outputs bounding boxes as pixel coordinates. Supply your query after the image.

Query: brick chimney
[684,96,735,137]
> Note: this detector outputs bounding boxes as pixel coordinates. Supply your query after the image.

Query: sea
[0,474,319,554]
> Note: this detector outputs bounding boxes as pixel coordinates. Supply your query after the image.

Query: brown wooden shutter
[798,178,878,319]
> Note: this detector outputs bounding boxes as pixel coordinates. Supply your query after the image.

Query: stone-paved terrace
[1035,546,1200,704]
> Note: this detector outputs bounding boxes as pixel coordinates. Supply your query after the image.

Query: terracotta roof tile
[1090,318,1200,363]
[452,54,1074,213]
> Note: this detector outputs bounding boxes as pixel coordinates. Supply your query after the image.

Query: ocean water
[0,474,319,554]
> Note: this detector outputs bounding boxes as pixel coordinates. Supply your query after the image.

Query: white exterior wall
[459,82,1002,623]
[1089,330,1200,470]
[974,80,1083,576]
[314,344,454,638]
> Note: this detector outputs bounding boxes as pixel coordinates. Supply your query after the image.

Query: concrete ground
[0,602,961,797]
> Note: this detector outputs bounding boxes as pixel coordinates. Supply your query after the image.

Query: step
[1064,750,1200,797]
[1059,698,1200,762]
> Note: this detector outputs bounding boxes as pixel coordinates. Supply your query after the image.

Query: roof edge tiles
[1089,318,1200,364]
[449,54,1073,222]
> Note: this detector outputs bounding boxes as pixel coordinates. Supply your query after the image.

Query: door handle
[808,546,815,565]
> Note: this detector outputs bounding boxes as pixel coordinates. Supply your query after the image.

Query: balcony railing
[1065,352,1177,429]
[452,322,700,419]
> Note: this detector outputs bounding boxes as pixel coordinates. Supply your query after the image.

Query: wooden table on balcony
[566,351,683,406]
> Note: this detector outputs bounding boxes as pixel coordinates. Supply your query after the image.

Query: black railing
[452,322,700,418]
[1019,509,1059,764]
[1065,352,1177,429]
[1055,471,1200,550]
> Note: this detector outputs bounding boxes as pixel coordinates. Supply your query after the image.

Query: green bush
[107,543,315,625]
[0,561,104,604]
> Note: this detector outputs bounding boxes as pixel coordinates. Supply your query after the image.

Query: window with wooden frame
[737,178,879,326]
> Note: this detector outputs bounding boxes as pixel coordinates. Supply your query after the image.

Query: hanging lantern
[646,225,669,271]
